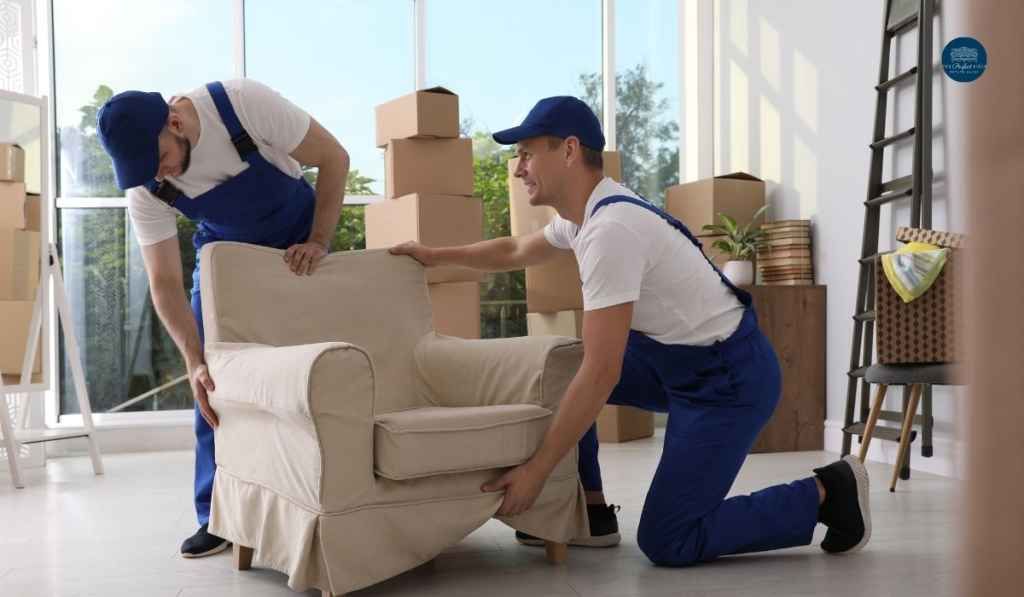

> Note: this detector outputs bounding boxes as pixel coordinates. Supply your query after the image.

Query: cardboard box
[0,229,40,300]
[597,405,655,443]
[375,87,459,148]
[1,300,41,374]
[385,138,474,199]
[0,144,25,182]
[2,372,42,386]
[365,193,484,284]
[428,281,480,339]
[24,194,40,231]
[527,309,583,338]
[0,181,26,229]
[526,254,583,313]
[665,172,766,233]
[602,151,622,182]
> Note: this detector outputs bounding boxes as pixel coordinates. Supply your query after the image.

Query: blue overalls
[576,196,820,566]
[145,82,317,526]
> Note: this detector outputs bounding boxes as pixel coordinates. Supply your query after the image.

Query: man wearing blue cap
[97,79,349,558]
[392,96,871,566]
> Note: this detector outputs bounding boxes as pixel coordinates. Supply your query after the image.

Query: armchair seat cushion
[374,404,552,480]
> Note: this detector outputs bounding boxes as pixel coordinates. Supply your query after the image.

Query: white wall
[713,0,965,477]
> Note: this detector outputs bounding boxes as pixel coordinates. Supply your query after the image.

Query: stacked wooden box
[757,220,814,285]
[366,87,483,338]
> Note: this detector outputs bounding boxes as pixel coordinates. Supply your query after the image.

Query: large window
[245,0,414,198]
[616,0,680,206]
[52,0,235,416]
[47,0,687,422]
[426,0,603,338]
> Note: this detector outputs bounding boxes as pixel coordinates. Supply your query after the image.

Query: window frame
[42,0,705,429]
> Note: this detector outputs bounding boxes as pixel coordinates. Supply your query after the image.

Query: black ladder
[841,0,935,469]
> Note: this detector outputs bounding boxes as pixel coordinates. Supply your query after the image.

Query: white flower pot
[722,260,754,286]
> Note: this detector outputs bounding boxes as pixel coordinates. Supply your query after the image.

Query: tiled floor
[0,432,959,596]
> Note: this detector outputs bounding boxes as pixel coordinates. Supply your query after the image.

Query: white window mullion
[602,0,616,150]
[680,0,714,182]
[55,197,128,209]
[234,0,246,78]
[414,0,426,89]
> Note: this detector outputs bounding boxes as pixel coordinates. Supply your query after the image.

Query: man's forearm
[151,285,204,369]
[528,362,620,475]
[431,237,527,272]
[306,156,349,249]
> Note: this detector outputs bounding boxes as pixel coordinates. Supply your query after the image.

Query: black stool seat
[864,363,965,386]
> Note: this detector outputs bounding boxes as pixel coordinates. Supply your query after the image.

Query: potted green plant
[701,205,768,285]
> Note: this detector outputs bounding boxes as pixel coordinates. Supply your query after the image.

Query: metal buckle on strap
[230,131,258,157]
[153,180,181,207]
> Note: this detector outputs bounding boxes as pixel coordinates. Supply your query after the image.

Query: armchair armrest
[413,333,583,410]
[206,341,377,512]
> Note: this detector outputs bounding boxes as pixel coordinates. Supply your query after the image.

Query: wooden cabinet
[743,285,826,453]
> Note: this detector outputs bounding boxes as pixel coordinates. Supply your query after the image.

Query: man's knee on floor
[637,520,702,567]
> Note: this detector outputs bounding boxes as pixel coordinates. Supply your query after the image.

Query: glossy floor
[0,432,959,596]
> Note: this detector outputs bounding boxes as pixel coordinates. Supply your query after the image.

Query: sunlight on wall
[759,18,781,92]
[729,60,750,172]
[728,0,749,57]
[760,96,781,182]
[794,135,818,218]
[794,48,819,133]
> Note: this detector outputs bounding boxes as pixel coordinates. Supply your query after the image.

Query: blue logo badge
[942,37,987,83]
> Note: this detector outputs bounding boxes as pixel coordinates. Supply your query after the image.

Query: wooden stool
[858,363,965,491]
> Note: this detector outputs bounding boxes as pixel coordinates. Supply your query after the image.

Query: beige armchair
[199,243,587,596]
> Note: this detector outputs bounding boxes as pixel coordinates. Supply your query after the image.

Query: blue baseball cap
[492,96,605,151]
[96,90,169,190]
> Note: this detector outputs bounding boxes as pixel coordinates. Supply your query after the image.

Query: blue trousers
[191,289,215,526]
[578,316,820,565]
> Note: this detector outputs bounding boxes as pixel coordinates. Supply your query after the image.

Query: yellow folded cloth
[881,241,949,303]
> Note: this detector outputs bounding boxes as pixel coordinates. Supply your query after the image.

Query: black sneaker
[180,523,231,558]
[813,455,871,554]
[515,504,621,548]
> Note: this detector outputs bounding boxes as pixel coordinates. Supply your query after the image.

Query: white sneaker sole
[839,455,872,554]
[181,540,231,559]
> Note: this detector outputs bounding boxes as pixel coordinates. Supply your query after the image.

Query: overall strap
[144,178,183,207]
[206,81,259,160]
[592,195,752,306]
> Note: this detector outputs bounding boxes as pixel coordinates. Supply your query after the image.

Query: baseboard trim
[824,419,964,479]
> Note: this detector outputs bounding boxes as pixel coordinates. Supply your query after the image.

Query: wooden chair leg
[233,544,253,571]
[859,384,889,461]
[890,384,923,492]
[545,541,567,564]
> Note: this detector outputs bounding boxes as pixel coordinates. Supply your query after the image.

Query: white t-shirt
[543,178,745,346]
[126,79,311,246]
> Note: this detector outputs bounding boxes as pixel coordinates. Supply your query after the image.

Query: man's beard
[178,136,192,176]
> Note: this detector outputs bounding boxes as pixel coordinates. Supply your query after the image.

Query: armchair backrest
[199,243,434,413]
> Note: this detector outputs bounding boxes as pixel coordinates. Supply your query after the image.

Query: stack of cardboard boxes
[510,151,654,443]
[0,143,41,384]
[665,172,767,270]
[366,87,483,338]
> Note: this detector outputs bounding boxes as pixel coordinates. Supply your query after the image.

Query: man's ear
[167,110,184,135]
[563,136,580,167]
